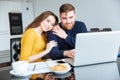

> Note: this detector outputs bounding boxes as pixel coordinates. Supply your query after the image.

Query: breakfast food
[50,63,67,71]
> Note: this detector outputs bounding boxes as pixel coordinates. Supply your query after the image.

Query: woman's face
[40,15,56,32]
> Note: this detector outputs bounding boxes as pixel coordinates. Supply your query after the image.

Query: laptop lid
[72,31,120,66]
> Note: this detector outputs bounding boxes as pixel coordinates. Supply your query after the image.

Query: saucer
[9,70,31,77]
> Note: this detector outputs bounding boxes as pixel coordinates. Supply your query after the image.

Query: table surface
[1,58,120,80]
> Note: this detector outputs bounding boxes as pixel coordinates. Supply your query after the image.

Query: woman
[19,11,58,80]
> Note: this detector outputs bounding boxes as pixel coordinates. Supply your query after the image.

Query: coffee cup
[12,61,29,74]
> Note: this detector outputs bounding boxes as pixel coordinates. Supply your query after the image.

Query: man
[47,3,87,60]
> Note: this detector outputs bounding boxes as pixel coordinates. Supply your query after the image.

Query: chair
[103,28,112,31]
[90,28,100,32]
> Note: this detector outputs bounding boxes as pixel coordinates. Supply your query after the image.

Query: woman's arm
[29,40,57,62]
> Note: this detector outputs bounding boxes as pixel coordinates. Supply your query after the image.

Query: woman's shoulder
[25,28,35,34]
[26,28,35,32]
[23,28,36,37]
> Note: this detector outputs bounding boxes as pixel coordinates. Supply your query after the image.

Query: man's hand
[63,49,75,58]
[52,25,68,39]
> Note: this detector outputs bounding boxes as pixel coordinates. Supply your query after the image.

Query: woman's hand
[29,41,57,62]
[45,40,57,53]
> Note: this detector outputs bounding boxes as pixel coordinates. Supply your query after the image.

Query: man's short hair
[59,3,75,14]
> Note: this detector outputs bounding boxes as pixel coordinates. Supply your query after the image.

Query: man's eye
[62,18,67,20]
[69,16,73,19]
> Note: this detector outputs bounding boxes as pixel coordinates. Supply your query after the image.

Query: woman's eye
[51,23,55,26]
[47,19,54,26]
[47,20,50,23]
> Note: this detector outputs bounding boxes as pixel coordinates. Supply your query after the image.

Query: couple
[19,3,87,80]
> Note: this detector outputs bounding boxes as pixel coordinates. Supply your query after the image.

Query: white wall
[0,1,34,50]
[32,0,120,31]
[0,0,120,50]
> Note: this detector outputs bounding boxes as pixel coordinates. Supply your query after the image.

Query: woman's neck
[34,26,43,37]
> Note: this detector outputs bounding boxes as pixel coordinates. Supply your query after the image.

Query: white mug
[12,61,29,74]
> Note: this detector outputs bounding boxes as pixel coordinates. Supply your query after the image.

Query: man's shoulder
[75,21,86,27]
[75,21,85,24]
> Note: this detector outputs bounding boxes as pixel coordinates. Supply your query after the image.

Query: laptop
[65,31,120,66]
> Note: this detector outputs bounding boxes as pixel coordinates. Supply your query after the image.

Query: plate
[52,72,71,78]
[9,70,31,77]
[46,61,71,74]
[52,63,71,74]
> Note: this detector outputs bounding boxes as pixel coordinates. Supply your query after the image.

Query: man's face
[60,10,76,30]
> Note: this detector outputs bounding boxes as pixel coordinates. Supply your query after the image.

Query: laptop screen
[73,31,120,66]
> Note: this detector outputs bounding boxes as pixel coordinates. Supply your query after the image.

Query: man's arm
[52,25,75,48]
[47,31,65,60]
[63,21,88,47]
[47,21,87,60]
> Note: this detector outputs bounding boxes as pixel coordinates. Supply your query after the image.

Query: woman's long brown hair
[25,11,58,31]
[25,11,58,43]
